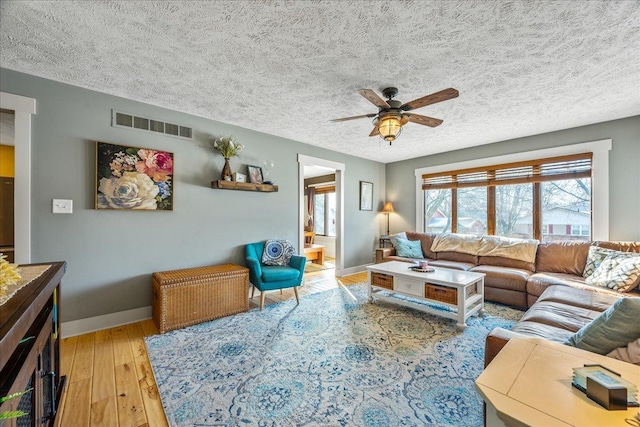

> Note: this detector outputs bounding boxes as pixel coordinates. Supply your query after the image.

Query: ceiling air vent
[112,110,193,140]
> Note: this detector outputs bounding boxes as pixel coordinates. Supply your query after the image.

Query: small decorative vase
[221,158,232,181]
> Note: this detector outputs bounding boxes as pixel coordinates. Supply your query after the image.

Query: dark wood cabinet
[0,262,66,427]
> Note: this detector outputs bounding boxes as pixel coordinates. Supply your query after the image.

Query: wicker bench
[152,263,249,333]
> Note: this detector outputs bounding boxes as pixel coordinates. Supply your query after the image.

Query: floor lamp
[381,202,395,236]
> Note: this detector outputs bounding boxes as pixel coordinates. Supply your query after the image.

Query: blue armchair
[245,241,306,310]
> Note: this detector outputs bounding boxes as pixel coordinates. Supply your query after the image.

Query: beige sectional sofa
[375,231,640,309]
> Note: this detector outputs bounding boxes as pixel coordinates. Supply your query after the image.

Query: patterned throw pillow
[583,246,616,278]
[262,240,296,266]
[395,238,424,259]
[585,252,640,292]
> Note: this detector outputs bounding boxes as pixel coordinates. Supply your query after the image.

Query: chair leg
[280,289,283,295]
[260,291,266,311]
[251,286,255,299]
[293,286,299,305]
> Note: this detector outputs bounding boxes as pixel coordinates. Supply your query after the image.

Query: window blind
[421,153,592,190]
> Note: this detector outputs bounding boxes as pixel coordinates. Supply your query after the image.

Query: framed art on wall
[359,181,373,211]
[247,165,264,184]
[95,141,174,210]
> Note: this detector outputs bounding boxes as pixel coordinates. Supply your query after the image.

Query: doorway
[298,154,345,275]
[1,92,36,264]
[0,109,15,262]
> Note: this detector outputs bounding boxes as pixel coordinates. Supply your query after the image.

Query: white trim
[61,306,152,338]
[336,263,369,277]
[298,154,346,272]
[1,92,36,263]
[414,139,612,240]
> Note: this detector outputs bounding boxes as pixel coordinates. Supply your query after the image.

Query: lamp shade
[381,202,395,213]
[377,116,402,142]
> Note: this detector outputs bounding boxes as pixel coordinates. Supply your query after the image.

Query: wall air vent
[112,110,193,140]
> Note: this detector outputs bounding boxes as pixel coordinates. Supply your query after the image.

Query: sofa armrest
[289,254,306,273]
[375,247,396,263]
[484,327,528,367]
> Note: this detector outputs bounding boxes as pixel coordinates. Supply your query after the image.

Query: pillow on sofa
[583,246,616,278]
[565,297,640,354]
[262,239,296,266]
[395,238,423,259]
[607,338,640,365]
[389,232,407,250]
[585,252,640,292]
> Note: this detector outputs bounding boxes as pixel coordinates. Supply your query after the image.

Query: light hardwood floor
[59,267,368,426]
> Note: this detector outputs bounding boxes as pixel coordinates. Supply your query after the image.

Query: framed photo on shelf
[233,172,246,183]
[359,181,373,211]
[247,165,264,184]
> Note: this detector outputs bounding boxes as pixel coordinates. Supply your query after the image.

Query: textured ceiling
[1,1,638,163]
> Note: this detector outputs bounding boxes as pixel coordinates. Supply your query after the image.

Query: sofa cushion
[585,252,640,292]
[526,272,630,298]
[519,300,601,332]
[470,265,530,292]
[535,241,591,275]
[395,238,424,259]
[428,260,476,271]
[534,284,622,312]
[406,231,437,259]
[478,255,535,272]
[435,251,478,264]
[607,338,640,365]
[565,297,640,355]
[511,321,576,344]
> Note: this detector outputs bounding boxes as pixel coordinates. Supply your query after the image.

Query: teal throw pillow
[565,297,640,355]
[395,238,424,259]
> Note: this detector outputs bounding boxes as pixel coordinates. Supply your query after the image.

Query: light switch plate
[52,199,73,214]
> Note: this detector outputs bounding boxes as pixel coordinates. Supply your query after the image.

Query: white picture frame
[233,172,246,183]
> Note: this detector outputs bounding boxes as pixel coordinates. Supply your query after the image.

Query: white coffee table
[367,260,485,329]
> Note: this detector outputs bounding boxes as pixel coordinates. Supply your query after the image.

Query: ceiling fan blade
[330,113,377,122]
[401,88,459,111]
[358,89,391,109]
[369,126,380,137]
[406,113,443,127]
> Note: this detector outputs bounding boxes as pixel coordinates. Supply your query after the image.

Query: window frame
[415,139,612,240]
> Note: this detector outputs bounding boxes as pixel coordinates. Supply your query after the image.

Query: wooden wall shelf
[211,180,278,192]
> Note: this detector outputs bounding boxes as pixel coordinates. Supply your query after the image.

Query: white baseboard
[61,306,152,338]
[336,263,370,277]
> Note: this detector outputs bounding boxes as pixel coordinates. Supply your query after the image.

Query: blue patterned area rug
[145,283,522,427]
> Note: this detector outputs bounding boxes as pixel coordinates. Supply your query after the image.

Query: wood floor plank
[115,362,146,427]
[134,358,169,427]
[140,319,158,336]
[111,325,134,366]
[127,322,147,360]
[90,396,119,427]
[60,335,78,379]
[70,332,95,383]
[94,328,113,344]
[92,339,116,403]
[61,377,91,427]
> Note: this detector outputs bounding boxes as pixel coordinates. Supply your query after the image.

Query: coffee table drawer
[395,277,424,298]
[371,272,393,290]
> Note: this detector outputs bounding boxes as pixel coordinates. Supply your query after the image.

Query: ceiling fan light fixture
[376,115,403,144]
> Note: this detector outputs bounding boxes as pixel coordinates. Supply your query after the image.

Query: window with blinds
[422,153,592,190]
[422,153,592,242]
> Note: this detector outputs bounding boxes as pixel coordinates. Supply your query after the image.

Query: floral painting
[95,141,174,210]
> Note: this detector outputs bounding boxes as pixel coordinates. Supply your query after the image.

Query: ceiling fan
[331,87,459,145]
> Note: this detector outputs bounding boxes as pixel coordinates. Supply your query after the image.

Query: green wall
[0,68,385,322]
[386,115,640,241]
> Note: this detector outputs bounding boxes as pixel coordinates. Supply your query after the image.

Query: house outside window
[422,153,592,242]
